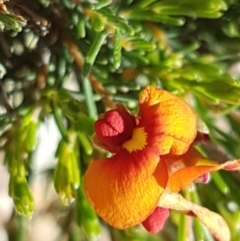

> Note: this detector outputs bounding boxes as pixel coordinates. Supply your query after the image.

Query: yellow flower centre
[122,127,147,153]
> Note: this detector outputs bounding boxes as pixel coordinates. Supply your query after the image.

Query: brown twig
[12,3,48,27]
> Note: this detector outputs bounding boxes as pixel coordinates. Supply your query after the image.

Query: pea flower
[84,86,240,241]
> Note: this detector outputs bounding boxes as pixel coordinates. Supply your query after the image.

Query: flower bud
[142,207,169,233]
[10,176,35,217]
[54,138,80,205]
[94,107,136,152]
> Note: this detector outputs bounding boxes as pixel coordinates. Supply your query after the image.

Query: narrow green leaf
[71,12,79,26]
[127,10,185,26]
[68,152,81,189]
[76,17,86,38]
[211,172,230,194]
[92,16,106,32]
[82,77,98,120]
[113,27,122,69]
[107,17,134,35]
[94,0,112,10]
[26,122,38,152]
[124,39,156,51]
[78,132,93,155]
[52,104,69,142]
[82,31,108,78]
[99,9,134,35]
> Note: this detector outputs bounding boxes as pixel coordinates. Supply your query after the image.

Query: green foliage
[76,185,101,241]
[1,0,240,240]
[4,110,38,217]
[0,12,25,32]
[54,134,81,205]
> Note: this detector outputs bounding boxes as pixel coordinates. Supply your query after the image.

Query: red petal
[142,207,169,233]
[94,108,136,152]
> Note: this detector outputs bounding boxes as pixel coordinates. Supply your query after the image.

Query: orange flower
[84,86,197,228]
[84,86,240,240]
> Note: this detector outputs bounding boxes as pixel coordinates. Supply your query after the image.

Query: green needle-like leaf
[113,27,122,69]
[82,31,108,78]
[82,77,98,120]
[76,185,101,241]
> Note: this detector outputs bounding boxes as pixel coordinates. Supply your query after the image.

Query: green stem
[178,214,188,241]
[193,219,204,241]
[17,215,25,241]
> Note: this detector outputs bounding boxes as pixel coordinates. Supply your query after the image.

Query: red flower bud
[94,108,136,152]
[142,207,169,234]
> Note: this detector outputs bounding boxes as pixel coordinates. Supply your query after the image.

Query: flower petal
[159,192,230,241]
[84,150,168,229]
[167,147,240,192]
[142,207,169,233]
[94,107,136,152]
[168,165,217,192]
[139,86,197,156]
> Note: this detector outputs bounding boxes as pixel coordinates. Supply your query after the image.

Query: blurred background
[0,0,240,240]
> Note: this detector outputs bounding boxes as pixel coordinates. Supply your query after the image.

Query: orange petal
[139,86,197,156]
[84,149,168,229]
[159,192,230,241]
[168,165,217,192]
[167,147,240,192]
